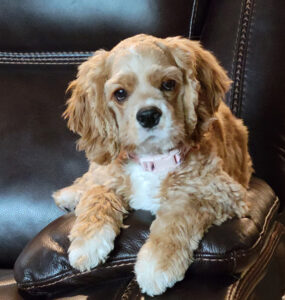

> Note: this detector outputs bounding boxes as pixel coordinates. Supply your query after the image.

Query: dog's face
[106,40,186,155]
[64,35,231,164]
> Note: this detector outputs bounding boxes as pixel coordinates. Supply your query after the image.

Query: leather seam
[241,0,256,117]
[236,223,284,299]
[229,0,245,107]
[229,0,255,117]
[135,290,141,300]
[0,61,85,65]
[189,0,199,38]
[0,51,93,65]
[18,261,136,290]
[195,196,279,260]
[226,222,284,300]
[121,277,137,300]
[0,51,93,55]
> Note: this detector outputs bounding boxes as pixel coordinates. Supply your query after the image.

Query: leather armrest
[14,177,279,296]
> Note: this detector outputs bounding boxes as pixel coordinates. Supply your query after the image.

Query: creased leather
[14,177,279,296]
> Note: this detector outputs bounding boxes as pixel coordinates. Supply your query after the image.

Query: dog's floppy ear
[194,42,231,113]
[63,50,120,165]
[158,37,231,139]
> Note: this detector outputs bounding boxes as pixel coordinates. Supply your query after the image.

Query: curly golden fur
[53,34,253,296]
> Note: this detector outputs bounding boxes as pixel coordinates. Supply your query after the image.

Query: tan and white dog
[53,34,253,296]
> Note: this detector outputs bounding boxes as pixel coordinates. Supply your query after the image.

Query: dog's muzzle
[136,106,162,129]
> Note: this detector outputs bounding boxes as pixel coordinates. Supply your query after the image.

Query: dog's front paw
[53,187,82,212]
[135,241,185,296]
[68,224,116,272]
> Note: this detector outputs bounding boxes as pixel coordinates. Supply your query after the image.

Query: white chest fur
[124,161,169,215]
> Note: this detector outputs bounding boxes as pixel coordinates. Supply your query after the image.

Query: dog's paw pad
[53,187,81,212]
[68,224,116,272]
[68,252,93,272]
[135,243,184,296]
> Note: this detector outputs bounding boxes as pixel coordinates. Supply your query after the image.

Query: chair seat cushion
[14,177,279,296]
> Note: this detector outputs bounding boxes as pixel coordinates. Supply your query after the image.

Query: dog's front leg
[68,186,127,272]
[135,170,247,296]
[135,203,216,296]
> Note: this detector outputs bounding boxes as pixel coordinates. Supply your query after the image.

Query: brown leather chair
[0,1,284,299]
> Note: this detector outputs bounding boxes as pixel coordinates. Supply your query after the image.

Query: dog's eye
[161,80,176,91]
[114,88,128,102]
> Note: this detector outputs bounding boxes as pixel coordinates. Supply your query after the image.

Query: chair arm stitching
[237,224,283,299]
[226,222,284,300]
[18,261,135,290]
[194,196,279,260]
[121,277,137,300]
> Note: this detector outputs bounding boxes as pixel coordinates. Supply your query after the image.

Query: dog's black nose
[136,106,162,128]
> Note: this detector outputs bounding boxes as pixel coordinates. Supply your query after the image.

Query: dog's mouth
[144,135,156,142]
[139,128,167,142]
[135,130,178,155]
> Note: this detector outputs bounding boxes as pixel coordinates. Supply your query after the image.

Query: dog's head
[64,35,231,164]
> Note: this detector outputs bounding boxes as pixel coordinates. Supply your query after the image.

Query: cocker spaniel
[53,34,253,296]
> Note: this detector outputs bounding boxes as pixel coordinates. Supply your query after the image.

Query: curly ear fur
[157,37,231,141]
[63,50,120,165]
[194,43,232,136]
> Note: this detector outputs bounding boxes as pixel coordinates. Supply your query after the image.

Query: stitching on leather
[232,251,237,273]
[136,291,142,300]
[19,261,135,290]
[229,0,245,106]
[1,57,88,61]
[0,51,93,65]
[0,51,92,56]
[229,0,255,117]
[0,61,84,65]
[189,0,198,38]
[18,196,279,292]
[195,196,279,260]
[230,223,283,300]
[121,277,137,300]
[234,224,284,299]
[241,0,256,117]
[226,222,284,300]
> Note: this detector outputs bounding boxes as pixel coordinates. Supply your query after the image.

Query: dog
[53,34,253,296]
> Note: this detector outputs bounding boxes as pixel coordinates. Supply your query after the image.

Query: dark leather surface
[189,0,211,40]
[200,0,285,210]
[14,178,279,296]
[248,235,285,300]
[0,65,88,268]
[0,0,194,52]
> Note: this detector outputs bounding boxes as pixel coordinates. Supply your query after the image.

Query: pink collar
[128,146,191,173]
